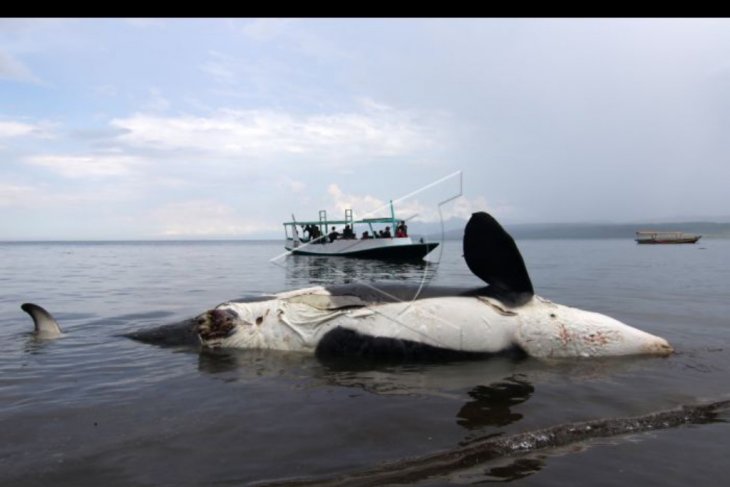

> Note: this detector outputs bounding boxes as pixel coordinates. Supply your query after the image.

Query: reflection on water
[195,348,522,395]
[456,376,534,430]
[481,457,545,482]
[196,347,456,396]
[281,254,438,288]
[22,337,52,355]
[195,348,540,442]
[197,348,315,379]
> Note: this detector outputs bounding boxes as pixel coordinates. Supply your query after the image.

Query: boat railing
[284,201,404,241]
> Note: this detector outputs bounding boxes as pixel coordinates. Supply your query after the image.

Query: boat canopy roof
[284,216,396,227]
[284,201,401,228]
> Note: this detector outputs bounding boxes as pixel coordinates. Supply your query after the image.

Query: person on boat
[328,226,340,243]
[395,220,408,238]
[312,225,324,243]
[342,224,355,239]
[382,226,392,238]
[361,231,371,239]
[301,224,311,242]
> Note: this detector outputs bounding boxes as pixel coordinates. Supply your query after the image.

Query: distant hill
[414,220,730,240]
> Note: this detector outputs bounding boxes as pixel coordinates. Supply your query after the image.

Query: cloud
[327,183,389,220]
[0,183,36,207]
[150,200,278,237]
[395,195,497,223]
[69,126,129,141]
[0,49,40,83]
[0,120,37,138]
[433,195,496,221]
[110,102,442,162]
[25,153,145,178]
[326,183,494,223]
[0,119,55,149]
[0,182,132,209]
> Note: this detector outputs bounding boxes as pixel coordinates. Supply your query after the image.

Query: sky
[1,18,729,240]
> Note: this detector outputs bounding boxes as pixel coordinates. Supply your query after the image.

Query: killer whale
[187,211,673,358]
[21,212,674,359]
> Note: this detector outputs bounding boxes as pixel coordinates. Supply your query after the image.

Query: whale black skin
[462,211,534,305]
[122,319,200,347]
[314,326,528,362]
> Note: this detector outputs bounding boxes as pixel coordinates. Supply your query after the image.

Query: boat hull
[635,230,701,244]
[285,238,438,260]
[636,237,701,244]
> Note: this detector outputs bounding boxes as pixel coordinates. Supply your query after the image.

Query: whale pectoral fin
[476,296,518,316]
[21,303,63,339]
[349,308,375,319]
[285,293,366,311]
[463,212,534,299]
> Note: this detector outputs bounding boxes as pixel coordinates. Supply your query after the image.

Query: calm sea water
[0,238,728,486]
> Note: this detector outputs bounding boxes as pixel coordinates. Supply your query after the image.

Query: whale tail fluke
[463,212,534,303]
[21,303,63,339]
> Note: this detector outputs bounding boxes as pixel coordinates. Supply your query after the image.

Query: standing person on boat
[328,226,340,243]
[395,220,408,238]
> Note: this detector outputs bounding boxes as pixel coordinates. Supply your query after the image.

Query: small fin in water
[21,303,63,339]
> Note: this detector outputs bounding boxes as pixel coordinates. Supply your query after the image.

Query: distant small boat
[283,201,438,260]
[635,231,702,244]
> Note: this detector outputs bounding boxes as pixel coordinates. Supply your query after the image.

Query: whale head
[514,297,673,358]
[195,300,285,349]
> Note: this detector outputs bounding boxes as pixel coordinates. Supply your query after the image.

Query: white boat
[283,202,438,260]
[635,231,702,244]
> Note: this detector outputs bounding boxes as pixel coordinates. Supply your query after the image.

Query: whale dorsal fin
[463,212,534,302]
[21,303,63,339]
